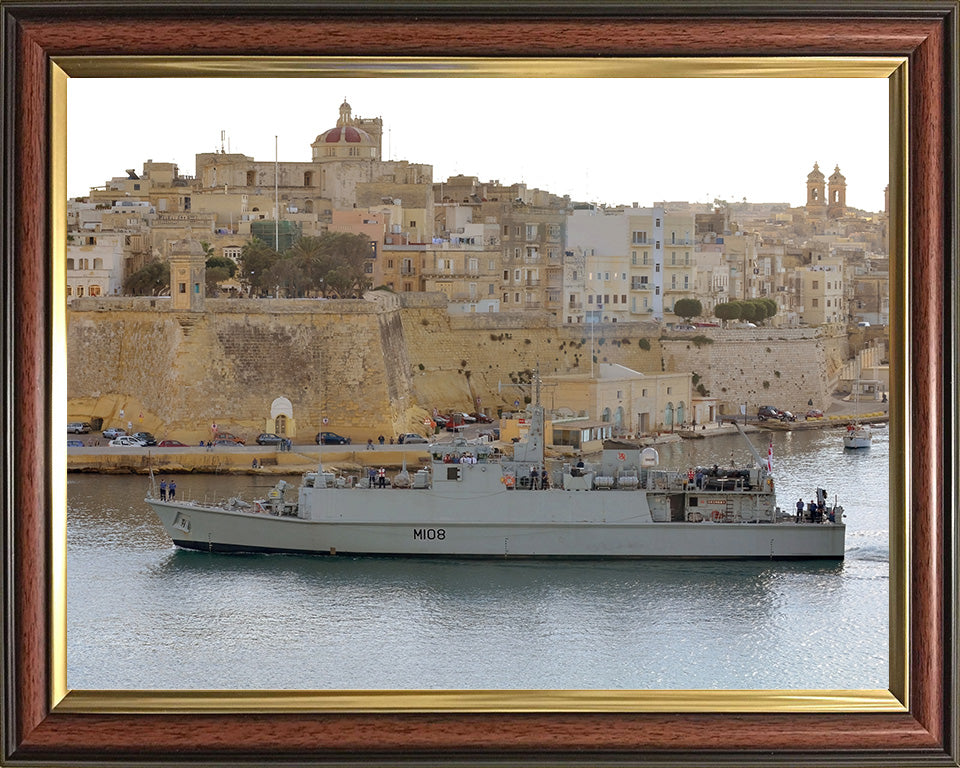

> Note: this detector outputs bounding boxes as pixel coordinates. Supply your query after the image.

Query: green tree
[238,238,280,296]
[123,260,169,296]
[673,298,702,323]
[205,255,237,277]
[713,302,740,324]
[314,232,374,297]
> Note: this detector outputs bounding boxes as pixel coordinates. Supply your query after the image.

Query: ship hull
[149,499,846,560]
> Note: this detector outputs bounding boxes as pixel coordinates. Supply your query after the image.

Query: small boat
[146,393,846,560]
[843,422,872,449]
[843,361,872,449]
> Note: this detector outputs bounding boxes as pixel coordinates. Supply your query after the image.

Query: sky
[67,77,889,211]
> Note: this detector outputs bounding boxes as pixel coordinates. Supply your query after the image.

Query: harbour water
[67,425,889,691]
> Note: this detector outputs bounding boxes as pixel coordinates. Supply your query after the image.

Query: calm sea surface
[67,426,889,691]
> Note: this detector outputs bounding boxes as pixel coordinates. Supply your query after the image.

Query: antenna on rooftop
[220,130,225,154]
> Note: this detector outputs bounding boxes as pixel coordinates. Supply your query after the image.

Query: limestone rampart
[661,327,849,415]
[67,296,840,442]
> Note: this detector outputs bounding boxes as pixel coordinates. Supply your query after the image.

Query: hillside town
[65,99,889,451]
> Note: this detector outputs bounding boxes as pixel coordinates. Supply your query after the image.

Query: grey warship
[146,393,846,559]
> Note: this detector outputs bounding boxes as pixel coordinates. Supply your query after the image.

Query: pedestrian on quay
[796,497,804,522]
[377,467,387,488]
[367,439,374,450]
[368,467,377,487]
[169,480,176,500]
[159,479,167,501]
[378,435,385,445]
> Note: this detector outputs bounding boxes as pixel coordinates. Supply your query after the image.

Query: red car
[157,439,188,447]
[469,412,494,423]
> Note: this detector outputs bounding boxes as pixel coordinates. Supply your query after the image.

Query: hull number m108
[414,528,446,540]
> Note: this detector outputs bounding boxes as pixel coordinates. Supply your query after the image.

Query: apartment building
[627,207,697,322]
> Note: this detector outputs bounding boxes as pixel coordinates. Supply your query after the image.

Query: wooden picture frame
[2,1,957,765]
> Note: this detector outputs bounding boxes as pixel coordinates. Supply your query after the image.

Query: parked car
[212,438,242,447]
[213,432,245,445]
[256,433,284,446]
[469,412,494,423]
[857,321,871,327]
[454,411,477,423]
[102,427,126,439]
[805,409,824,420]
[433,414,450,427]
[66,439,84,447]
[778,410,797,422]
[398,433,430,444]
[157,439,188,447]
[316,431,351,445]
[131,431,157,446]
[66,421,91,434]
[674,324,696,331]
[757,405,782,421]
[109,436,145,447]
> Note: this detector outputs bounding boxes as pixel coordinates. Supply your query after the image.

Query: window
[642,389,648,397]
[588,295,594,304]
[89,285,101,296]
[93,258,103,269]
[812,298,819,307]
[526,224,537,240]
[387,259,394,269]
[468,258,479,273]
[655,241,661,249]
[631,251,637,265]
[813,280,819,289]
[643,251,649,265]
[488,284,495,295]
[655,264,660,272]
[613,295,618,304]
[655,287,660,295]
[409,220,416,228]
[666,386,672,394]
[67,258,74,270]
[655,218,661,227]
[621,294,626,304]
[671,252,676,265]
[632,231,648,244]
[178,282,186,294]
[503,225,509,236]
[503,270,509,280]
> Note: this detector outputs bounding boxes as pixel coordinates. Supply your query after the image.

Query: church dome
[828,165,846,183]
[311,99,378,161]
[317,124,372,144]
[807,162,825,182]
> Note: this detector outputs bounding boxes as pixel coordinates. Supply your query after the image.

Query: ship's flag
[767,441,774,473]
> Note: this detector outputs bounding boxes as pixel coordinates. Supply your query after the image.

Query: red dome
[322,126,367,143]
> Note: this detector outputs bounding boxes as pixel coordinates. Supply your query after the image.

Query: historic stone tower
[805,162,827,220]
[827,164,847,219]
[168,237,206,311]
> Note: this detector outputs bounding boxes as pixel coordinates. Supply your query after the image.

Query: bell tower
[805,162,827,220]
[827,165,847,218]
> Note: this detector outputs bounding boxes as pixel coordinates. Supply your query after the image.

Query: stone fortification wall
[661,327,846,415]
[395,303,664,414]
[67,298,412,443]
[68,295,838,441]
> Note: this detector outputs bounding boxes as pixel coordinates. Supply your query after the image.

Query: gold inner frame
[49,56,909,715]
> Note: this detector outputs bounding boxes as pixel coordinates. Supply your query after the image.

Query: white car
[109,436,145,447]
[399,433,430,444]
[454,412,477,423]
